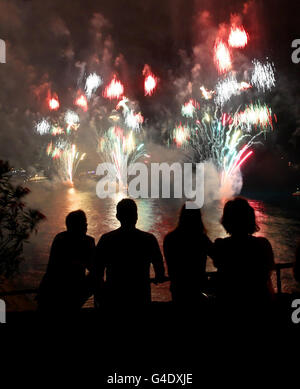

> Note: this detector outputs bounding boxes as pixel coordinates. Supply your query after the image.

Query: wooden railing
[0,263,295,298]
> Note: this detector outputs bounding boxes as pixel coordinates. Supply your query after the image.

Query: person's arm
[45,234,62,275]
[163,234,174,281]
[210,238,223,269]
[37,234,62,299]
[150,234,166,283]
[86,237,96,272]
[93,235,108,281]
[204,234,214,259]
[260,237,275,273]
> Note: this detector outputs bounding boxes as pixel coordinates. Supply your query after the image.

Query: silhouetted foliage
[0,160,45,280]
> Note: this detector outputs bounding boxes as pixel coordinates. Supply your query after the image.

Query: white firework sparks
[64,110,80,127]
[85,72,103,99]
[181,100,197,118]
[251,59,275,92]
[36,119,50,135]
[125,110,144,131]
[215,74,240,106]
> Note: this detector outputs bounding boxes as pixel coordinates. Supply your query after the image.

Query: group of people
[37,197,283,316]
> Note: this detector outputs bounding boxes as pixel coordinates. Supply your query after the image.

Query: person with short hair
[93,199,165,307]
[37,210,95,314]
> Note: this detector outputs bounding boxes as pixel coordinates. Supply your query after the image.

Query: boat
[27,173,48,182]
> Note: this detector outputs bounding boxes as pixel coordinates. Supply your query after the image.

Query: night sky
[0,0,299,189]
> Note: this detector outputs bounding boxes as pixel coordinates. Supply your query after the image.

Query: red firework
[228,25,248,48]
[221,113,233,126]
[143,64,158,96]
[48,94,60,110]
[214,38,232,74]
[103,75,124,100]
[144,74,157,96]
[75,94,88,111]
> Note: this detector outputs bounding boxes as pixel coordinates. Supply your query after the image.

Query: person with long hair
[163,204,213,305]
[212,197,275,312]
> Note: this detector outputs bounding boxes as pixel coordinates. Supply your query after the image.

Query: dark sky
[0,0,299,183]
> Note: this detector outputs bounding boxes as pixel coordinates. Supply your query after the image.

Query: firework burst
[85,72,102,99]
[143,64,158,96]
[60,144,86,184]
[228,25,248,48]
[103,75,124,100]
[251,59,275,92]
[98,127,147,186]
[36,119,51,135]
[214,38,232,74]
[75,94,88,111]
[64,110,80,132]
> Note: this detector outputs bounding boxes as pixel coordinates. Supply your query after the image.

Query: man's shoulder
[135,229,157,242]
[53,231,68,241]
[85,234,95,244]
[99,228,121,241]
[163,229,177,243]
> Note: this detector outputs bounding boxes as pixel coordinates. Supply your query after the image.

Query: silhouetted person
[37,210,95,314]
[163,205,213,305]
[93,199,165,307]
[294,241,300,283]
[212,197,275,313]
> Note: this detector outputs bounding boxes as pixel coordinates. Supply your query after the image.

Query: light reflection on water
[19,182,300,299]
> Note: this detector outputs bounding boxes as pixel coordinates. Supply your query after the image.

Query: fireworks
[181,99,198,118]
[214,38,232,74]
[64,110,80,132]
[36,119,50,135]
[47,139,68,159]
[228,25,248,48]
[60,144,86,184]
[221,113,233,126]
[233,103,274,131]
[116,96,130,114]
[125,110,144,131]
[215,74,240,106]
[75,94,88,111]
[172,124,190,148]
[144,74,157,96]
[215,76,253,106]
[200,86,214,100]
[32,8,276,195]
[251,59,275,92]
[240,81,252,91]
[46,142,61,159]
[116,97,143,131]
[98,127,147,186]
[187,111,260,185]
[143,64,158,96]
[50,125,64,136]
[103,75,124,100]
[85,72,102,99]
[48,94,60,111]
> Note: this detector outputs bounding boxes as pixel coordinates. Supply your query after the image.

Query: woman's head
[221,197,259,235]
[177,204,206,234]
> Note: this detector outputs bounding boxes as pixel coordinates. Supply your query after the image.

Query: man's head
[116,198,138,227]
[66,210,87,235]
